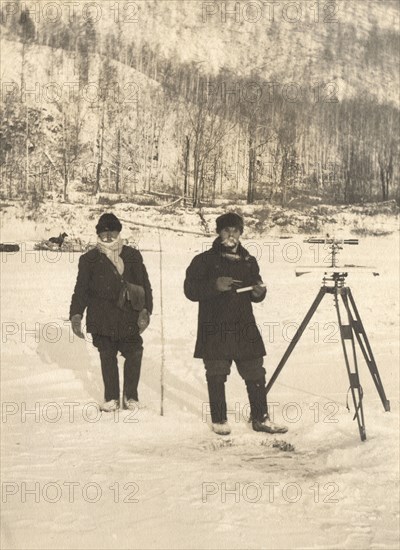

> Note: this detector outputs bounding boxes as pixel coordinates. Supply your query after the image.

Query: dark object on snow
[34,238,93,252]
[95,213,122,235]
[215,212,244,234]
[0,243,20,252]
[48,232,68,247]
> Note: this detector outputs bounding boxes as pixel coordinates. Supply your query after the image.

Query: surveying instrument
[266,237,390,441]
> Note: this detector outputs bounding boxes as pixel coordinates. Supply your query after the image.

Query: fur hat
[96,213,122,235]
[216,212,244,234]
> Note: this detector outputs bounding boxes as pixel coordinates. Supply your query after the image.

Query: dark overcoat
[184,238,266,360]
[70,246,153,341]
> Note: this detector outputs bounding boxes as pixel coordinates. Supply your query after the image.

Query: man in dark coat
[70,213,153,412]
[184,212,287,435]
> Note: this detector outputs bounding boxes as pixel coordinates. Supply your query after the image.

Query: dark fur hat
[96,213,122,235]
[216,212,244,234]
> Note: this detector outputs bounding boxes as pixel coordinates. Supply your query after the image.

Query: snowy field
[1,225,399,550]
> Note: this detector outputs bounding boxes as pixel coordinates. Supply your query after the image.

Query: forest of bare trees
[1,5,399,206]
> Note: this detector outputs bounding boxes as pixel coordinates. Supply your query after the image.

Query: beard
[221,236,239,249]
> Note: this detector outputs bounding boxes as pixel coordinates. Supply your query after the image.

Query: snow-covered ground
[1,219,399,549]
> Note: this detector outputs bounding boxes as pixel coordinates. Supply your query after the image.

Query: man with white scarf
[70,213,153,412]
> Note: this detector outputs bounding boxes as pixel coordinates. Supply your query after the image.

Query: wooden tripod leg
[336,290,366,441]
[346,288,390,412]
[266,287,326,394]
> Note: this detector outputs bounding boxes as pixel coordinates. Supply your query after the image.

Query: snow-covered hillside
[1,216,399,549]
[1,0,399,203]
[4,0,399,104]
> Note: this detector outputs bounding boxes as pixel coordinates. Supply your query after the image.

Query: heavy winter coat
[184,238,266,360]
[70,246,153,341]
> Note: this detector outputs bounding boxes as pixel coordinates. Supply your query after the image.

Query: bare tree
[58,102,86,200]
[184,87,236,207]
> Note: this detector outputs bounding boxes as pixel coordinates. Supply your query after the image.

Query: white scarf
[96,237,125,276]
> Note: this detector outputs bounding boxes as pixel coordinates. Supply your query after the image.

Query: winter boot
[123,396,145,411]
[252,416,288,434]
[212,421,231,435]
[100,399,119,412]
[245,378,288,434]
[206,374,231,435]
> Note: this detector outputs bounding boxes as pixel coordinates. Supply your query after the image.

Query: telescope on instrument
[296,236,379,278]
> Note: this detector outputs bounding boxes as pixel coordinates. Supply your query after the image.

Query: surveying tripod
[266,238,390,441]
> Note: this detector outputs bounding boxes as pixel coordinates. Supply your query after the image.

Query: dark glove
[137,308,150,334]
[251,282,266,299]
[215,277,236,292]
[71,314,84,339]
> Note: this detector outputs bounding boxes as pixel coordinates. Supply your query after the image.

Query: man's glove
[137,308,150,334]
[215,277,238,292]
[71,314,85,339]
[251,282,266,299]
